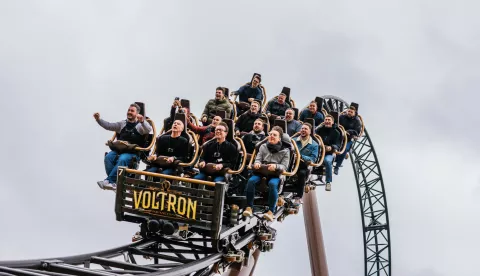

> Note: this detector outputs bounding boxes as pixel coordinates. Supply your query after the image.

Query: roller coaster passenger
[293,123,319,204]
[235,100,261,136]
[146,120,189,176]
[283,108,302,136]
[94,103,152,189]
[299,100,324,126]
[265,90,291,124]
[243,126,290,222]
[195,122,238,182]
[164,99,194,131]
[188,116,223,145]
[201,87,233,125]
[334,105,362,175]
[241,118,266,154]
[231,75,263,113]
[315,115,341,191]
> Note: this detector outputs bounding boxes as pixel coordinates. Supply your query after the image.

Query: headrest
[223,118,235,143]
[273,119,287,134]
[173,112,188,135]
[258,115,269,133]
[280,87,290,97]
[292,107,299,120]
[252,73,262,83]
[216,110,227,119]
[329,111,339,123]
[180,99,190,109]
[314,97,324,110]
[304,118,315,135]
[350,102,359,113]
[223,87,230,95]
[135,102,145,117]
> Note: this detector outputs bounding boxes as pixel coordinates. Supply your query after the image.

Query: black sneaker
[333,167,339,175]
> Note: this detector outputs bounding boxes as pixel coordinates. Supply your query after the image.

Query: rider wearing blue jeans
[334,105,362,175]
[94,103,152,190]
[195,122,238,183]
[243,126,290,222]
[315,115,341,192]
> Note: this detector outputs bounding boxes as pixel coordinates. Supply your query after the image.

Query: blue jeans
[104,151,138,183]
[146,167,175,182]
[324,155,334,183]
[194,172,225,183]
[335,141,353,168]
[244,175,281,212]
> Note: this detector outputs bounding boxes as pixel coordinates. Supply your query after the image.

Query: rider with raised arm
[234,100,261,136]
[334,105,362,175]
[94,103,152,190]
[188,115,223,145]
[241,118,267,154]
[293,123,319,204]
[231,74,263,114]
[243,126,290,222]
[283,108,302,136]
[146,120,189,176]
[200,87,232,125]
[299,100,324,126]
[315,114,341,191]
[195,122,238,182]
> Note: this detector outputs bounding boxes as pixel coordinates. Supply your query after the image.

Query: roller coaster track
[0,96,391,276]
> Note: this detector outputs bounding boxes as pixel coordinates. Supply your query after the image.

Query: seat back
[216,110,227,119]
[329,111,339,124]
[292,107,299,121]
[273,119,287,134]
[258,115,270,133]
[135,102,146,117]
[350,102,359,112]
[180,99,190,109]
[304,118,316,136]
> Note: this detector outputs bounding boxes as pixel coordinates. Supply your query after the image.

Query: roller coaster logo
[132,180,198,220]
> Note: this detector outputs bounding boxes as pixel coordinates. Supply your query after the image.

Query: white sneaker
[104,182,117,191]
[97,180,109,189]
[325,183,331,191]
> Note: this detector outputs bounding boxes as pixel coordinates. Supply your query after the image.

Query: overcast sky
[0,1,478,276]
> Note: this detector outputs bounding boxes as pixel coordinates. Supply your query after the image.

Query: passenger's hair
[286,108,295,113]
[309,101,317,106]
[216,87,225,95]
[271,126,284,137]
[130,103,141,113]
[349,105,357,111]
[254,118,264,124]
[325,114,334,120]
[303,122,313,131]
[218,122,229,133]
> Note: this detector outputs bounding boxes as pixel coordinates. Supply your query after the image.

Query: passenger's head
[127,103,141,121]
[215,122,229,141]
[253,118,264,133]
[308,101,318,114]
[250,101,260,113]
[324,115,334,127]
[300,123,313,138]
[215,87,225,100]
[285,108,295,122]
[251,76,261,88]
[211,116,222,127]
[171,120,185,134]
[277,93,286,104]
[347,106,356,117]
[268,126,284,144]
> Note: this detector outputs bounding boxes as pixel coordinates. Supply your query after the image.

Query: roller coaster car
[144,112,199,176]
[197,118,247,183]
[105,102,157,173]
[283,118,325,195]
[310,111,347,178]
[231,73,267,117]
[298,97,328,121]
[228,119,300,215]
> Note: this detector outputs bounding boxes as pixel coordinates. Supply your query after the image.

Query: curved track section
[322,95,391,276]
[0,96,391,276]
